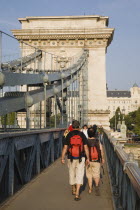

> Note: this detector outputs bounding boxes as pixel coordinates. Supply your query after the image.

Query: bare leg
[72,185,76,195]
[75,184,81,196]
[94,177,100,186]
[88,177,92,193]
[94,177,100,196]
[74,184,81,201]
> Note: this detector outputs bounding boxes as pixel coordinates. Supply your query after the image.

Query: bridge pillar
[88,48,110,129]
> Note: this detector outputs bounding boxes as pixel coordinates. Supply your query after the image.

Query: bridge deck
[1,159,113,210]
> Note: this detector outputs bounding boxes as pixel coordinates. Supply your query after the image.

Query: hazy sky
[0,0,140,90]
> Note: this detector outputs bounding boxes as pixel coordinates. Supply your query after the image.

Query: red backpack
[69,135,83,159]
[88,139,101,162]
[89,146,99,161]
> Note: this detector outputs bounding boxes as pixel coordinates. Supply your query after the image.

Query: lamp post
[115,110,117,131]
[43,54,47,124]
[121,108,127,139]
[122,108,125,121]
[42,74,49,128]
[71,71,73,123]
[66,80,70,126]
[25,93,34,131]
[73,75,77,122]
[117,111,121,131]
[53,86,59,128]
[61,72,65,126]
[118,111,120,120]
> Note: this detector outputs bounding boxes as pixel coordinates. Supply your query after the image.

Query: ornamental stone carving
[56,50,69,69]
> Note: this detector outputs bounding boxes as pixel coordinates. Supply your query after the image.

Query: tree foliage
[109,107,123,129]
[124,111,136,130]
[133,108,140,135]
[1,112,16,126]
[50,113,61,127]
[110,107,140,136]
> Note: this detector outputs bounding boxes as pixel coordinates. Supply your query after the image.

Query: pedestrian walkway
[1,159,113,210]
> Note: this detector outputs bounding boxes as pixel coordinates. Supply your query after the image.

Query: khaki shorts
[86,162,100,179]
[67,157,85,185]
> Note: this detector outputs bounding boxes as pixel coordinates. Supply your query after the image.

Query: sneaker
[95,186,100,196]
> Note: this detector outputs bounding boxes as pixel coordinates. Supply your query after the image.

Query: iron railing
[104,131,140,210]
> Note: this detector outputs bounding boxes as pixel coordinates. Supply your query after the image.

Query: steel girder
[0,75,77,115]
[2,49,88,87]
[2,50,42,71]
[0,49,88,115]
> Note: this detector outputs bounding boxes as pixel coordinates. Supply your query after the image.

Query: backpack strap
[96,139,102,163]
[79,145,82,163]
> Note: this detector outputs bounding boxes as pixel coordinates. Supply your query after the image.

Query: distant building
[107,83,140,118]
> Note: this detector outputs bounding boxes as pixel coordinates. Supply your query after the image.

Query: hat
[68,125,73,131]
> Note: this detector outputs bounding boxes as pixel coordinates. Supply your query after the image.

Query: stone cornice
[18,15,109,26]
[12,28,114,46]
[19,15,108,19]
[13,34,111,40]
[12,28,113,35]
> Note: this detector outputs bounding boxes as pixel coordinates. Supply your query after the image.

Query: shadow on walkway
[1,159,113,210]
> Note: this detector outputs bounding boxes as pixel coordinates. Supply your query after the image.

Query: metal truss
[0,129,64,202]
[0,50,89,116]
[0,30,89,130]
[1,50,42,72]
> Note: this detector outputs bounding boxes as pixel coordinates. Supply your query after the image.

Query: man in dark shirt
[61,120,89,201]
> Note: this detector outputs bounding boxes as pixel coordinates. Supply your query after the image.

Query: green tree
[1,112,16,126]
[110,107,140,135]
[109,107,123,129]
[134,108,140,135]
[50,113,61,127]
[124,111,136,131]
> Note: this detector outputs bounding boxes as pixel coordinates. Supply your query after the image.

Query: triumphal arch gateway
[12,15,114,128]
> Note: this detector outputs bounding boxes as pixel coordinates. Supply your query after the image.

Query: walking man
[86,126,104,196]
[61,120,89,201]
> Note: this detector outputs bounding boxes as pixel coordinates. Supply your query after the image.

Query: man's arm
[84,145,90,165]
[61,145,68,164]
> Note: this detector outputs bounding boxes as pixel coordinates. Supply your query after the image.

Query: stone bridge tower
[12,15,114,129]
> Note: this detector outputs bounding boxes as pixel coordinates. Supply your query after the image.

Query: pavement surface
[1,159,114,210]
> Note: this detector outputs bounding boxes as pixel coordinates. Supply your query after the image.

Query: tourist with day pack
[86,126,104,196]
[61,120,90,201]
